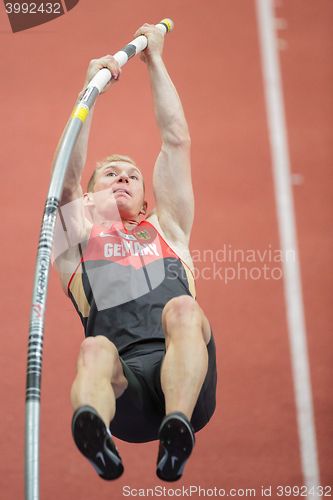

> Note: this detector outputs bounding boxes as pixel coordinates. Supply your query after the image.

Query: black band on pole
[120,44,137,59]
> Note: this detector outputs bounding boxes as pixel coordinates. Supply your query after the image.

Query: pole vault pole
[25,18,174,500]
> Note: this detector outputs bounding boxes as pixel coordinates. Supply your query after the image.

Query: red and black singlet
[68,220,194,355]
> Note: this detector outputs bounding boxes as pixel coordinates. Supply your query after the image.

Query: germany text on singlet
[67,220,195,355]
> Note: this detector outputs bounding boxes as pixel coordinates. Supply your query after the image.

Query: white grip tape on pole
[88,68,112,94]
[87,19,174,94]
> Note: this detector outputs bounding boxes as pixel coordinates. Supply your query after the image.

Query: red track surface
[0,1,332,498]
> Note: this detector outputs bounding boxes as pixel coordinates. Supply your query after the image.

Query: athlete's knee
[78,336,118,367]
[162,295,201,330]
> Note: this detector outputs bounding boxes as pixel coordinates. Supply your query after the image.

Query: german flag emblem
[135,230,150,241]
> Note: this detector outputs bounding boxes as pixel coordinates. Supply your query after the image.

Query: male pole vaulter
[54,22,217,482]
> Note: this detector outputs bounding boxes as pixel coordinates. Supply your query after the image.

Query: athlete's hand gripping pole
[87,18,174,93]
[25,18,174,500]
[72,18,174,121]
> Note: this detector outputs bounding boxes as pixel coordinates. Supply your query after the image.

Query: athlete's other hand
[134,23,164,64]
[82,55,121,94]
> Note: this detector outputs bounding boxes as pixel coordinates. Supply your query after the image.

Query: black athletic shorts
[109,334,217,443]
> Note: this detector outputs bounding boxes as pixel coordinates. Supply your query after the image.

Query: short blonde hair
[87,154,138,192]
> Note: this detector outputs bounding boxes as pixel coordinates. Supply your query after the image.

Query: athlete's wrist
[146,53,164,68]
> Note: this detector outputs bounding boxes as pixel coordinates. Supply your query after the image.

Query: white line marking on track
[255,1,321,498]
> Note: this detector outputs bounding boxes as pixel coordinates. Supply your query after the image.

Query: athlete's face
[92,161,146,221]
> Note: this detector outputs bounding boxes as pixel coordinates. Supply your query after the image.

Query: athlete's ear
[139,201,148,216]
[83,192,94,206]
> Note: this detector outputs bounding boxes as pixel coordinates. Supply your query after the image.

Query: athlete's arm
[53,56,121,290]
[54,55,121,205]
[135,24,194,246]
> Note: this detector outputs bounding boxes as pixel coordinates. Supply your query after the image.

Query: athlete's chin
[116,202,137,219]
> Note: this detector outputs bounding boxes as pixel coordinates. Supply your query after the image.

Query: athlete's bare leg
[70,336,128,427]
[160,295,211,420]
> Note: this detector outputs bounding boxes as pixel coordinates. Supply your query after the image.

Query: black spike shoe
[72,405,124,480]
[156,411,195,482]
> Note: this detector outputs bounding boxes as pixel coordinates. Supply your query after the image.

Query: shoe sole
[72,407,124,480]
[156,413,195,482]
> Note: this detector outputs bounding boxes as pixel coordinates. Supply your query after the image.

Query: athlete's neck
[122,217,143,230]
[95,216,144,231]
